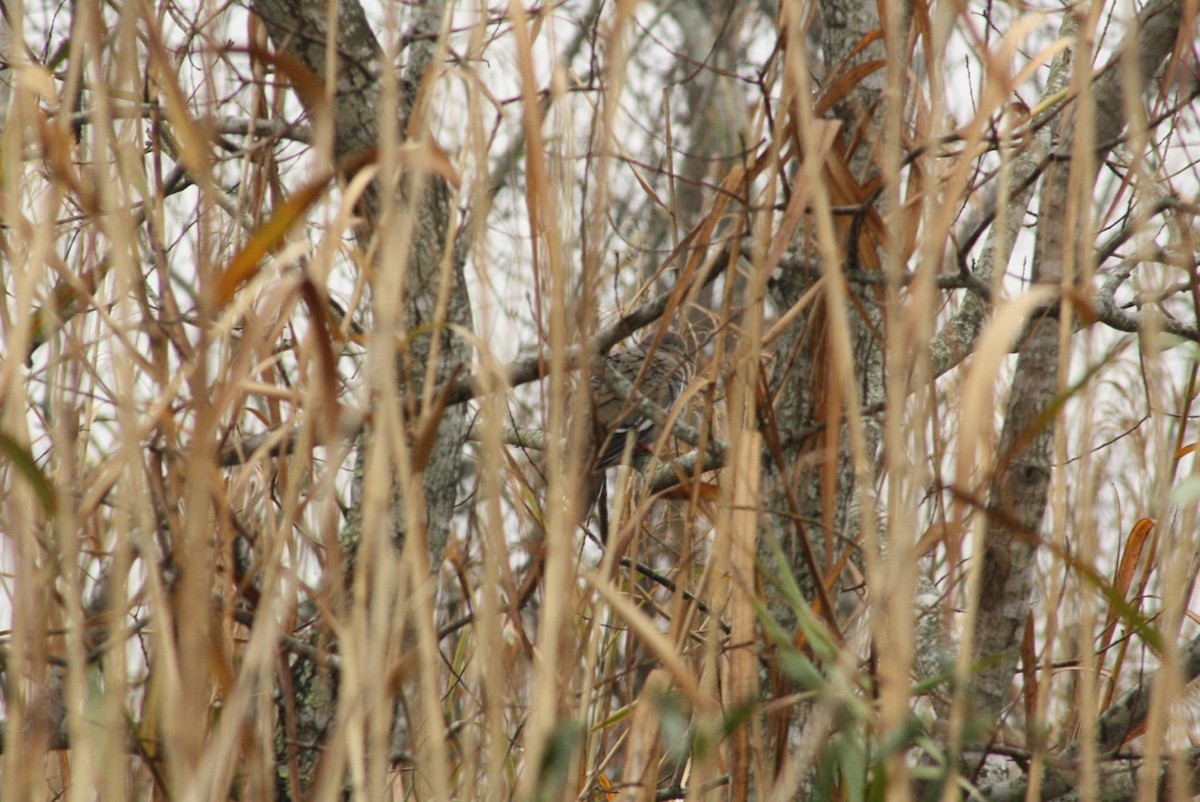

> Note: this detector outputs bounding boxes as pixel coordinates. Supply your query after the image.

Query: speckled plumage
[590,330,692,469]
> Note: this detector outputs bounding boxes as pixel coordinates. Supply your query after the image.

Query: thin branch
[442,244,733,407]
[214,245,733,466]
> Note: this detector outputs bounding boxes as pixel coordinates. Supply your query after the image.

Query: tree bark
[249,0,473,795]
[764,0,893,635]
[968,0,1182,759]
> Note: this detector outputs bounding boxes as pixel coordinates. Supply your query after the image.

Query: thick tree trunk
[249,0,473,795]
[968,0,1183,746]
[764,0,892,638]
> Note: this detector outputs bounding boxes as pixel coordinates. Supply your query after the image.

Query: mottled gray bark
[989,746,1200,802]
[927,27,1077,380]
[250,0,473,795]
[968,0,1182,758]
[763,0,892,635]
[980,633,1200,801]
[757,0,896,789]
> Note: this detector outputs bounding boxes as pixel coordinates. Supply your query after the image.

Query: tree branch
[968,0,1184,757]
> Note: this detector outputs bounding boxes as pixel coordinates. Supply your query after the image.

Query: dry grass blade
[214,173,336,308]
[2,0,1196,799]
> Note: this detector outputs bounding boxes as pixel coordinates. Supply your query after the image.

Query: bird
[589,329,693,471]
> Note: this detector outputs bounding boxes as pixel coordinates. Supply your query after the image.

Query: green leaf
[0,432,57,515]
[1171,474,1200,506]
[532,720,583,802]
